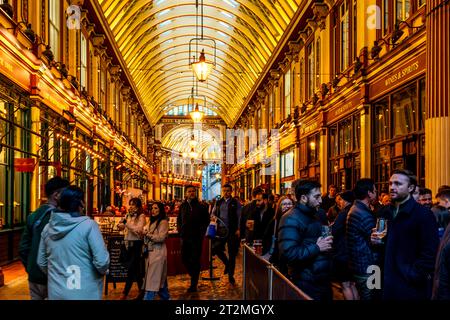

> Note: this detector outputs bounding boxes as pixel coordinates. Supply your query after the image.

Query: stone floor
[0,252,243,300]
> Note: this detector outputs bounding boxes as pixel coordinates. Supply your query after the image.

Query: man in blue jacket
[19,176,69,300]
[346,178,379,300]
[278,179,333,300]
[373,169,439,300]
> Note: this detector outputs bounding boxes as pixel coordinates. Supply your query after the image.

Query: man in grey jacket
[38,186,109,300]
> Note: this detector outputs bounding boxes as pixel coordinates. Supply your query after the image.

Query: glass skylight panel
[221,11,234,19]
[223,0,238,8]
[157,9,171,18]
[159,20,172,28]
[219,21,232,29]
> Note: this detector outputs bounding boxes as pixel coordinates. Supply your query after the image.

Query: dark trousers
[212,234,240,276]
[123,240,144,296]
[181,238,203,288]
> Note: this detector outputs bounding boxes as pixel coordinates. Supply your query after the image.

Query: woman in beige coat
[143,202,170,300]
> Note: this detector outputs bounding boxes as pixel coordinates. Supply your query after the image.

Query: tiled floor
[0,252,242,300]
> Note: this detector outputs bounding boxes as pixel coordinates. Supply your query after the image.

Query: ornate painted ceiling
[97,0,302,127]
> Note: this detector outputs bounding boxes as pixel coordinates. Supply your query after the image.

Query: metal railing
[242,244,312,300]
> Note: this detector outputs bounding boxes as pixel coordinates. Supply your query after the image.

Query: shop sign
[14,158,35,172]
[300,122,318,135]
[370,52,426,99]
[0,45,30,90]
[38,80,72,112]
[327,94,360,123]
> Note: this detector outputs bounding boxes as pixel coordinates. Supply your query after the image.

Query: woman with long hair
[142,202,170,300]
[268,196,294,266]
[37,186,109,299]
[117,197,146,300]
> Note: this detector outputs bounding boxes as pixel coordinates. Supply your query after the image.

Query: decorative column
[319,126,328,189]
[359,105,371,178]
[425,0,450,194]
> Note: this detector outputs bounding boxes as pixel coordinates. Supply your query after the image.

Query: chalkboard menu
[105,236,128,294]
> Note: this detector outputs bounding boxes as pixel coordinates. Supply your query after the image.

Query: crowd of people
[16,170,450,300]
[272,170,450,300]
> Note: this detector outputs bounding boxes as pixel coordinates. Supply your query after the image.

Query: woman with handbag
[117,198,146,300]
[142,202,170,300]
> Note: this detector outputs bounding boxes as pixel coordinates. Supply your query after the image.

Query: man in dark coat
[346,178,379,300]
[432,223,450,300]
[19,176,69,300]
[212,184,242,285]
[278,179,333,300]
[250,192,275,256]
[373,169,439,300]
[239,186,263,241]
[178,185,210,292]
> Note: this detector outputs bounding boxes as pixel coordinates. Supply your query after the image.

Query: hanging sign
[14,158,35,172]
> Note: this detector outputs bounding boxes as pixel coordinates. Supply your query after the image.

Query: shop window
[381,0,391,36]
[330,126,338,157]
[339,118,352,154]
[299,59,304,103]
[308,134,319,164]
[396,0,411,23]
[281,149,294,178]
[49,0,61,62]
[307,42,314,99]
[374,99,390,143]
[354,113,361,150]
[419,78,426,130]
[316,39,321,88]
[299,139,307,168]
[284,68,291,118]
[392,84,417,137]
[80,33,87,90]
[340,1,350,72]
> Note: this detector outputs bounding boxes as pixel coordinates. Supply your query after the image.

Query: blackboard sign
[105,236,128,294]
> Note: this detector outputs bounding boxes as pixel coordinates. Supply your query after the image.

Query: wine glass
[375,218,388,239]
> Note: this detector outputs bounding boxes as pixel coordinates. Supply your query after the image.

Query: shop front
[298,120,321,181]
[327,93,362,192]
[0,76,39,265]
[369,52,426,191]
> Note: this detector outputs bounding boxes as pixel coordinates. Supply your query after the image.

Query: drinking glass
[376,218,388,239]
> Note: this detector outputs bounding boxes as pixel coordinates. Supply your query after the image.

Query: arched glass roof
[161,125,222,160]
[98,0,302,126]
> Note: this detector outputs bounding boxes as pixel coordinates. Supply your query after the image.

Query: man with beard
[250,191,275,256]
[418,188,433,209]
[212,184,242,285]
[278,179,333,300]
[372,169,439,300]
[178,185,210,293]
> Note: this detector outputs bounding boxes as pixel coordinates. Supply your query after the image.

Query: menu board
[104,236,128,294]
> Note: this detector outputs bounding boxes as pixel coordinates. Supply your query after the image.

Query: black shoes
[229,275,236,285]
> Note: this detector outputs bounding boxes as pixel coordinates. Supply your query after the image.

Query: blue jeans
[143,281,170,300]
